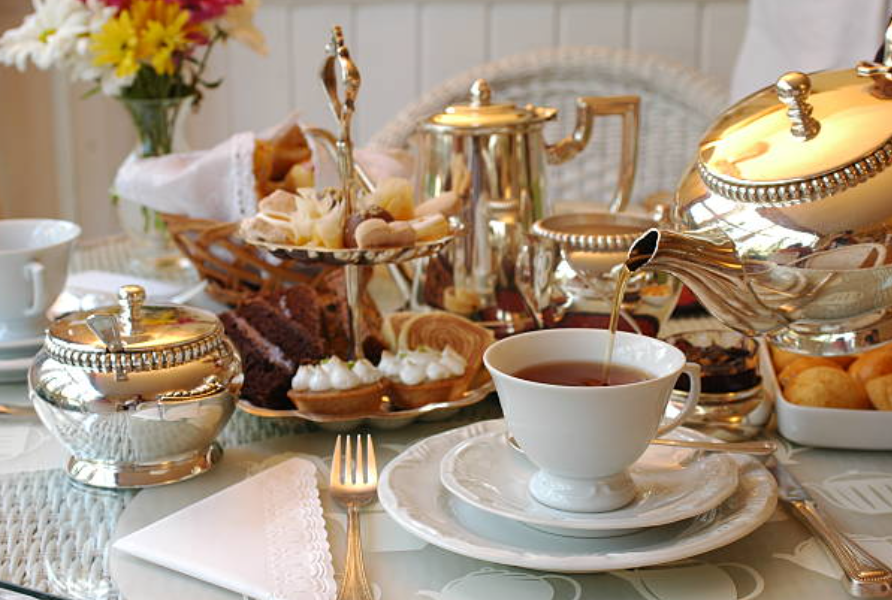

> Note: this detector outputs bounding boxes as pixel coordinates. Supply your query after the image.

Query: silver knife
[768,458,892,597]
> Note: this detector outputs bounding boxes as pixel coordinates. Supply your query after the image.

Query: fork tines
[331,434,377,487]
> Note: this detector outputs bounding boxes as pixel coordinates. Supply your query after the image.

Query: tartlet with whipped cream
[287,356,387,415]
[378,346,470,409]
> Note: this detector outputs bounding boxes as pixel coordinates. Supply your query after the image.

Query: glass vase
[115,95,194,279]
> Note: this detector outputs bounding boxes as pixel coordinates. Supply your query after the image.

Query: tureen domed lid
[698,44,892,205]
[423,79,557,130]
[46,285,226,373]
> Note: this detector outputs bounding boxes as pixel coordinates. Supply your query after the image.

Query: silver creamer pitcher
[413,79,639,333]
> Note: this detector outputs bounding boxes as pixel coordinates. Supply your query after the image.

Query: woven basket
[161,213,333,306]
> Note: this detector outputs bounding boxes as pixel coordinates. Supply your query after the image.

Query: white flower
[64,0,125,91]
[0,0,95,71]
[218,0,267,55]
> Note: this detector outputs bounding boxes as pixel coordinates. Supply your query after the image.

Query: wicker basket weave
[161,212,333,306]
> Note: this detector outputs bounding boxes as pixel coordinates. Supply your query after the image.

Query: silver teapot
[29,285,242,489]
[628,31,892,355]
[413,79,639,333]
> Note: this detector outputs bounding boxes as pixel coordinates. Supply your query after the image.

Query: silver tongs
[768,458,892,597]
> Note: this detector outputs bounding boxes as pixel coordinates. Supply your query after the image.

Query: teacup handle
[656,362,701,437]
[23,262,46,317]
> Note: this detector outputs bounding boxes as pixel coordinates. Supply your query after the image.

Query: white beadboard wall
[0,0,748,238]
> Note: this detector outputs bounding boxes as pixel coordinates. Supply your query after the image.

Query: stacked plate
[0,334,43,384]
[379,419,777,572]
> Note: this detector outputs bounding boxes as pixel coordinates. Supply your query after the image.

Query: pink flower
[181,0,241,23]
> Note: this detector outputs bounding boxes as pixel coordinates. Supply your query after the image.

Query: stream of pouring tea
[602,264,632,382]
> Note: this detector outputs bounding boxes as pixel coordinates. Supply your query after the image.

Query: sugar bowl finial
[776,71,821,141]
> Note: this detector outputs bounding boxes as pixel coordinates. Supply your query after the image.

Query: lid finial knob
[469,79,492,107]
[856,23,892,98]
[118,285,145,336]
[776,72,821,141]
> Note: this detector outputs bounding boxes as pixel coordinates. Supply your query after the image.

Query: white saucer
[379,419,777,573]
[0,334,43,359]
[440,428,738,537]
[0,355,33,384]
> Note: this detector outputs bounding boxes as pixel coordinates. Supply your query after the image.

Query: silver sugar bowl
[29,285,242,489]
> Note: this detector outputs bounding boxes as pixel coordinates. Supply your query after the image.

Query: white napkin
[114,457,337,600]
[730,0,892,101]
[113,113,413,222]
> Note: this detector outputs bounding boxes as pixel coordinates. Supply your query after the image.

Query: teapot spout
[628,229,787,335]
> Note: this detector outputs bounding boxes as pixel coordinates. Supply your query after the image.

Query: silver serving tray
[236,380,494,431]
[239,224,461,266]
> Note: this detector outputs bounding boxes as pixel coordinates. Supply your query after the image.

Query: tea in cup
[0,219,80,342]
[484,328,700,512]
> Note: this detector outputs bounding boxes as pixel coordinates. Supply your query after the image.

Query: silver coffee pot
[412,79,639,333]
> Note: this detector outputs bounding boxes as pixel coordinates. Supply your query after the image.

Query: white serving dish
[761,344,892,450]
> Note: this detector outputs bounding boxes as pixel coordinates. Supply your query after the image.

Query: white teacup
[0,219,81,341]
[484,328,700,513]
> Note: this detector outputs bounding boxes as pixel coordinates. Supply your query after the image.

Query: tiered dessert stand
[240,27,492,427]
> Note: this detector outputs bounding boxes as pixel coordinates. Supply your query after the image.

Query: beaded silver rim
[44,330,228,374]
[698,140,892,207]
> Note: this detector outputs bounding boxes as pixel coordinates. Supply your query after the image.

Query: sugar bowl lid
[423,79,557,131]
[46,285,225,373]
[698,42,892,205]
[532,212,658,253]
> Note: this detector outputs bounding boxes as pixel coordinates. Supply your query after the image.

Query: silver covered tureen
[29,285,242,489]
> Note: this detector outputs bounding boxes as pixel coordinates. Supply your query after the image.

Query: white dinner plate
[0,355,32,384]
[379,419,777,573]
[440,428,738,537]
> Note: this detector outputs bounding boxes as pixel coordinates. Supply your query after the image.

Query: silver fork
[330,434,377,600]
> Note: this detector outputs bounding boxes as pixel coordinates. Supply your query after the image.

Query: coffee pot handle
[545,95,640,213]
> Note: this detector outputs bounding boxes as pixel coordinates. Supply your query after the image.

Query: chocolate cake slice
[238,297,325,364]
[275,283,322,338]
[221,312,294,409]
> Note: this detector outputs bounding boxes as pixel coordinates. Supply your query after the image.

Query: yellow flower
[90,0,198,78]
[90,10,140,78]
[141,9,191,75]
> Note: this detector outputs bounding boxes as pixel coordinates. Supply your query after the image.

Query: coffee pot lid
[46,285,225,372]
[698,57,892,205]
[423,79,557,130]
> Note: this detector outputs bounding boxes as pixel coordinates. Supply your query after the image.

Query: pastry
[284,163,315,191]
[769,345,801,373]
[778,356,841,389]
[848,347,892,387]
[829,355,857,368]
[365,177,414,220]
[353,218,416,248]
[443,286,482,316]
[381,311,418,349]
[409,213,449,242]
[865,373,892,410]
[785,366,871,409]
[288,357,388,415]
[269,124,312,180]
[378,347,468,408]
[398,311,493,366]
[378,311,493,408]
[344,206,394,248]
[415,190,461,218]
